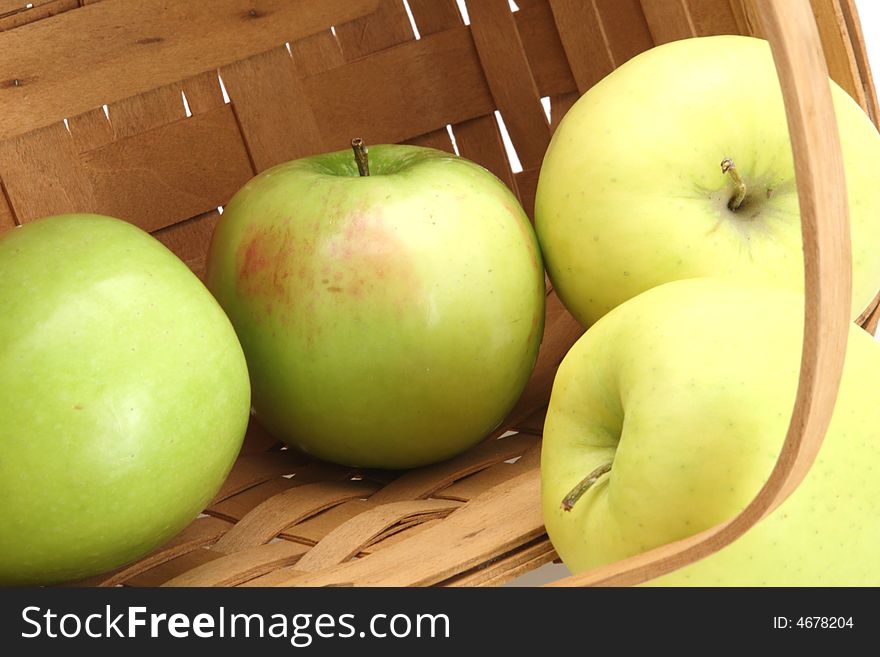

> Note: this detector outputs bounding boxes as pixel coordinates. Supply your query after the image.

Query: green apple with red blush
[207,141,545,469]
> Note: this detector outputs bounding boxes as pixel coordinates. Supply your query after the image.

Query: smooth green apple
[542,278,880,585]
[0,214,250,586]
[536,35,880,327]
[206,143,544,469]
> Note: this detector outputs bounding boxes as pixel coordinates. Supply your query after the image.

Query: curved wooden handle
[551,0,852,587]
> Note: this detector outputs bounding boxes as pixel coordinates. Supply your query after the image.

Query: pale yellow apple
[536,35,880,326]
[542,278,880,585]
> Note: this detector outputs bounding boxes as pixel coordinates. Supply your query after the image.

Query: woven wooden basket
[2,0,877,587]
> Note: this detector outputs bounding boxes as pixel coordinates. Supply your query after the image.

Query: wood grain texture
[0,0,77,31]
[293,499,462,573]
[516,0,576,97]
[809,0,868,112]
[466,0,550,170]
[209,450,311,505]
[547,0,615,93]
[368,432,538,505]
[639,0,696,44]
[443,537,556,586]
[453,115,517,192]
[161,541,311,587]
[81,106,253,231]
[106,83,185,139]
[554,0,852,586]
[408,0,516,190]
[212,481,379,553]
[838,0,879,124]
[282,500,376,545]
[271,470,544,586]
[220,45,324,172]
[300,26,495,149]
[594,0,658,64]
[208,477,301,523]
[0,0,380,140]
[685,0,741,35]
[177,70,226,117]
[334,0,413,59]
[0,122,96,222]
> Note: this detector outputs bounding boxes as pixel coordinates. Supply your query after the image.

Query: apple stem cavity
[351,137,370,177]
[561,461,612,512]
[720,157,747,211]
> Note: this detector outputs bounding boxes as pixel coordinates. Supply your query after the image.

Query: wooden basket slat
[334,0,412,60]
[684,0,744,36]
[404,129,456,154]
[209,449,311,504]
[0,0,77,31]
[161,541,312,588]
[270,470,544,587]
[106,83,187,139]
[839,0,878,122]
[82,106,253,232]
[219,45,324,172]
[207,477,302,524]
[810,0,870,114]
[283,500,377,545]
[515,1,577,99]
[638,0,699,46]
[400,5,458,158]
[367,432,538,505]
[211,481,379,553]
[595,0,658,66]
[408,2,514,193]
[289,29,346,76]
[547,0,618,94]
[0,0,31,13]
[451,114,518,193]
[0,123,97,222]
[434,450,539,503]
[152,210,221,280]
[294,499,463,574]
[467,0,550,172]
[0,0,380,141]
[442,536,556,587]
[66,107,115,154]
[177,70,227,117]
[299,29,493,150]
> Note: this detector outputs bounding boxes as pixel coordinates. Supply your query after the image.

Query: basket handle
[551,0,852,587]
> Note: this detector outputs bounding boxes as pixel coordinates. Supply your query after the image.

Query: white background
[509,1,880,586]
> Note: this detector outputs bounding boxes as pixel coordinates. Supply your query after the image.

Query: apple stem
[561,462,612,512]
[352,138,370,177]
[720,158,747,211]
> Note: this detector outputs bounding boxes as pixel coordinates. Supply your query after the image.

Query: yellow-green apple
[542,278,880,585]
[206,143,544,469]
[0,215,250,585]
[536,35,880,327]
